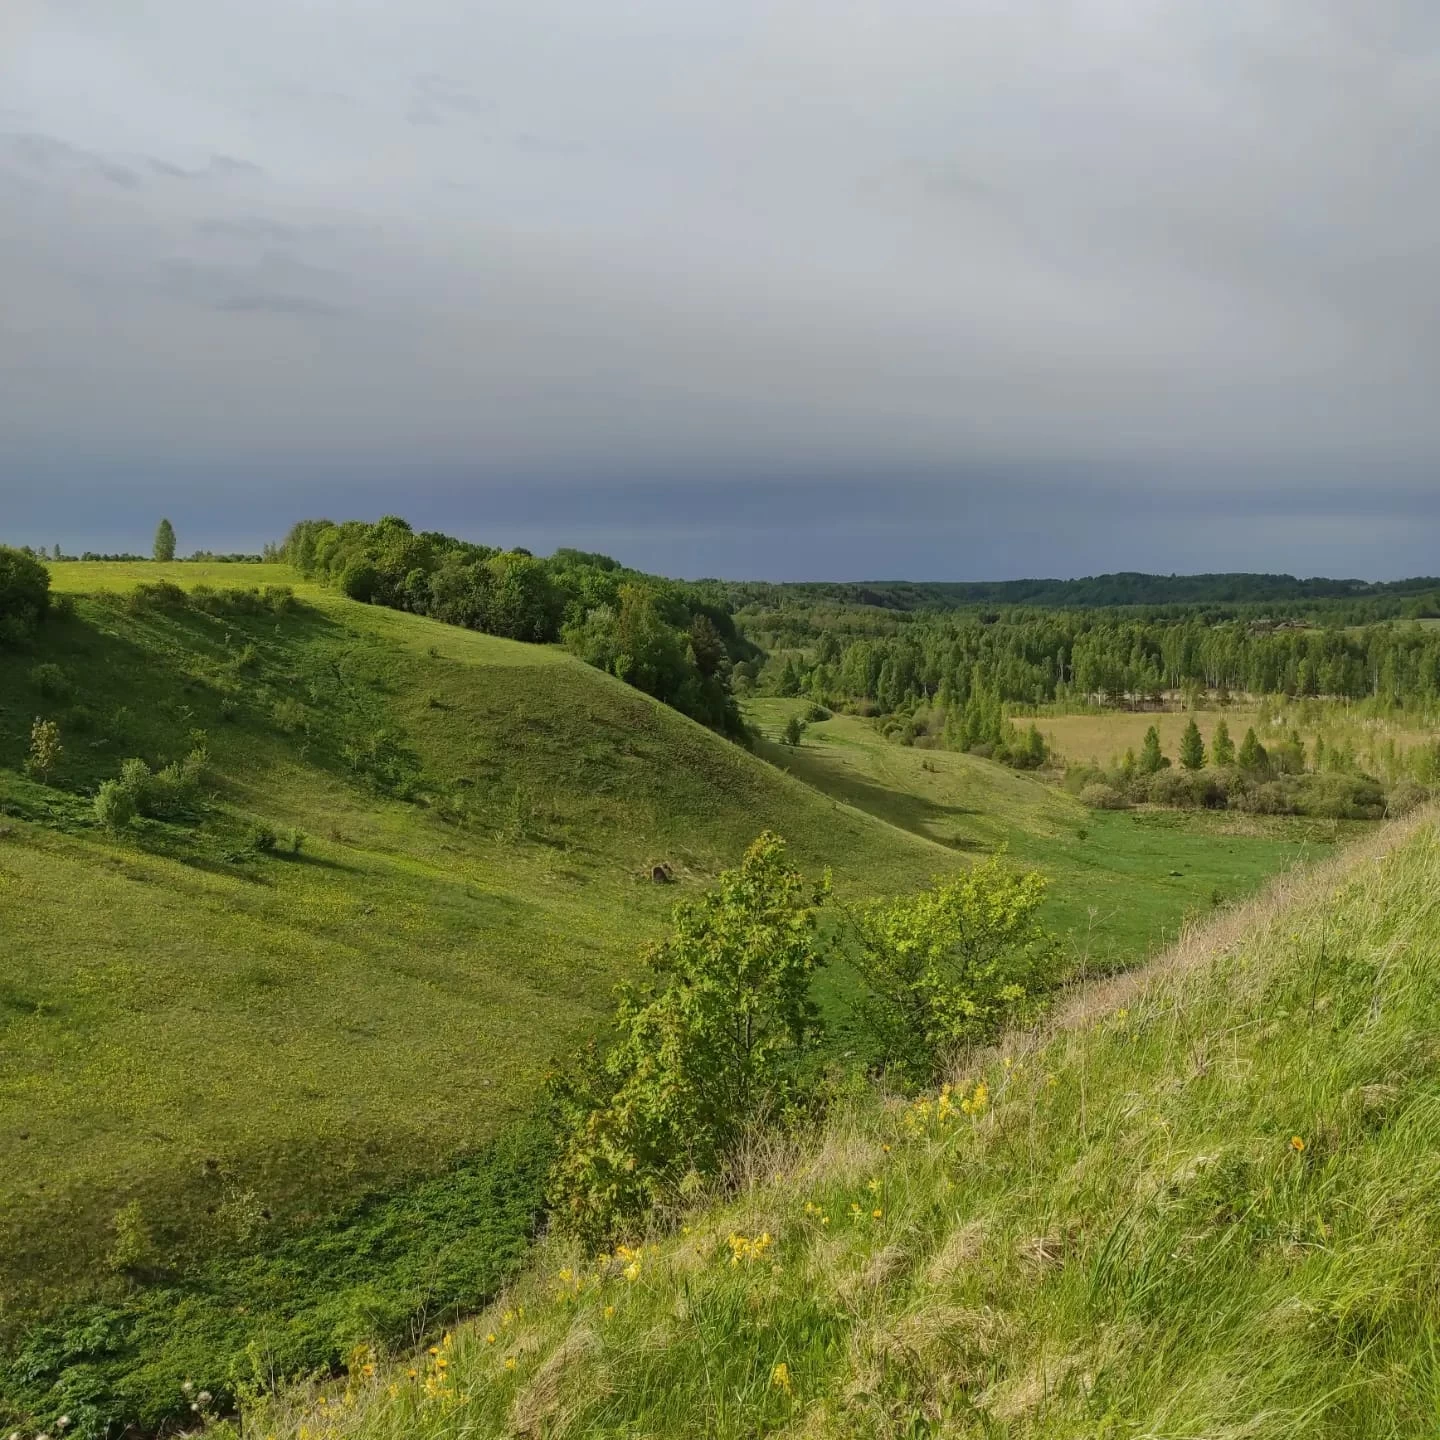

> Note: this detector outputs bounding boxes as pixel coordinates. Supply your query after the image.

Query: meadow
[245,811,1440,1439]
[0,562,1375,1435]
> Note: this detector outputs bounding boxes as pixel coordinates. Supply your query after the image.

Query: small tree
[1179,718,1206,771]
[783,713,805,747]
[1138,724,1169,775]
[549,832,829,1243]
[1238,726,1269,773]
[1212,718,1236,766]
[849,855,1053,1084]
[153,518,177,563]
[25,717,62,782]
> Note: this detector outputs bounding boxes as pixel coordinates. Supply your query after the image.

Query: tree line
[279,517,756,738]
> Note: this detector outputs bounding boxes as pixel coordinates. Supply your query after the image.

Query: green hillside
[252,812,1440,1439]
[0,564,958,1423]
[0,563,1352,1436]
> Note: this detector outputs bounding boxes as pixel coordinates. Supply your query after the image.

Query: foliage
[0,544,51,644]
[93,778,136,830]
[1138,723,1169,775]
[281,517,752,737]
[782,713,805,746]
[26,717,63,782]
[1179,716,1206,770]
[1212,716,1236,765]
[847,856,1052,1082]
[153,518,177,563]
[549,833,830,1245]
[29,662,72,700]
[1238,725,1269,773]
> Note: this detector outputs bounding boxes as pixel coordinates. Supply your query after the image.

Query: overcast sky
[2,1,1438,578]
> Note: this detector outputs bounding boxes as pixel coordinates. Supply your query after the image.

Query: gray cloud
[1,0,1439,575]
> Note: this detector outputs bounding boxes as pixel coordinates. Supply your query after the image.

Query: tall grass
[247,813,1440,1438]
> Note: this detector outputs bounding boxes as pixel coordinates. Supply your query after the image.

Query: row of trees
[761,613,1440,718]
[279,518,756,738]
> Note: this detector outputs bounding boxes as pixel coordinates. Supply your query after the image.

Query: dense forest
[279,518,756,738]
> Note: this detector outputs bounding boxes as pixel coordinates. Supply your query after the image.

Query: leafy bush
[272,697,308,733]
[110,750,206,820]
[29,662,72,700]
[1387,777,1431,818]
[549,833,829,1245]
[847,855,1053,1084]
[0,545,51,644]
[125,580,189,613]
[251,822,278,853]
[1080,782,1128,810]
[1146,768,1225,809]
[94,779,137,831]
[782,713,806,746]
[341,560,382,602]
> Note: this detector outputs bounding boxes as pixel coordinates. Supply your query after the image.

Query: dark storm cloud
[2,0,1439,575]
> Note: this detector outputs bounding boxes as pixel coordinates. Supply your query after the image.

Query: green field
[252,813,1440,1439]
[746,698,1350,979]
[0,564,1358,1434]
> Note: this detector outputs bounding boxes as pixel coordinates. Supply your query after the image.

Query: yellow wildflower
[485,1333,496,1346]
[604,1305,616,1319]
[771,1361,792,1393]
[871,1208,884,1220]
[1290,1135,1306,1152]
[504,1356,517,1371]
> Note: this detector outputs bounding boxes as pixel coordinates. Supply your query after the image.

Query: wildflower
[361,1363,375,1377]
[624,1258,642,1282]
[428,1346,439,1356]
[504,1357,517,1371]
[871,1208,884,1220]
[820,1214,830,1226]
[850,1203,862,1217]
[442,1331,453,1348]
[407,1369,418,1380]
[557,1268,574,1284]
[867,1177,881,1195]
[882,1143,891,1153]
[486,1332,496,1345]
[1290,1135,1306,1152]
[604,1304,616,1319]
[771,1361,792,1393]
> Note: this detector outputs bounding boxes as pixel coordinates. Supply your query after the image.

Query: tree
[1238,726,1269,773]
[849,856,1053,1084]
[26,717,62,783]
[548,833,829,1243]
[153,518,176,563]
[777,657,801,697]
[1212,718,1236,766]
[0,545,51,644]
[783,713,805,747]
[1179,718,1206,771]
[1138,724,1169,775]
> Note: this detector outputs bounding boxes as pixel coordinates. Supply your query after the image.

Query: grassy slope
[1,566,953,1324]
[747,698,1348,978]
[258,812,1440,1439]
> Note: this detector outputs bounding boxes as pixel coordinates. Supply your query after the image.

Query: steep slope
[259,813,1440,1439]
[0,566,958,1395]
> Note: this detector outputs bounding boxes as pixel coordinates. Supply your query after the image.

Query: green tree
[153,518,176,563]
[777,657,801,697]
[0,545,51,645]
[1212,718,1236,766]
[1179,718,1206,771]
[26,717,62,782]
[849,856,1052,1084]
[1238,726,1269,773]
[549,833,828,1243]
[1138,724,1169,775]
[782,713,805,747]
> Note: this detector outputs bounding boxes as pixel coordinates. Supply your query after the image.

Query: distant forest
[279,518,756,738]
[727,571,1440,619]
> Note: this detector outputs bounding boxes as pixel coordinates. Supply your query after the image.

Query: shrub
[272,697,308,733]
[29,662,72,700]
[251,822,278,853]
[848,855,1053,1084]
[0,545,50,643]
[1147,768,1225,809]
[805,704,832,722]
[782,714,805,746]
[1387,777,1431,818]
[1080,782,1128,810]
[94,779,136,831]
[341,560,382,602]
[549,832,829,1245]
[126,580,189,613]
[287,828,306,855]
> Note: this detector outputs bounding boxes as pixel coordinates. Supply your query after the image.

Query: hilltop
[252,810,1440,1439]
[0,562,958,1428]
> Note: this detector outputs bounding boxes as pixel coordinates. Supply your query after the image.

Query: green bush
[25,717,63,782]
[251,823,278,853]
[548,832,829,1245]
[125,580,189,613]
[29,662,72,700]
[94,779,137,831]
[1080,781,1128,810]
[848,855,1053,1084]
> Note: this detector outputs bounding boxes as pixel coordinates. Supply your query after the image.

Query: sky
[2,0,1438,579]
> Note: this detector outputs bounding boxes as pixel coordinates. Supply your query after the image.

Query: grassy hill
[0,563,961,1426]
[250,811,1440,1439]
[0,563,1357,1436]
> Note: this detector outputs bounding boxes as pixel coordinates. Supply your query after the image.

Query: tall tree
[1238,727,1269,773]
[1138,724,1168,775]
[1211,718,1236,766]
[153,518,176,563]
[1179,718,1206,771]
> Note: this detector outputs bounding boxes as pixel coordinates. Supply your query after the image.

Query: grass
[0,566,959,1430]
[246,811,1440,1439]
[747,698,1349,980]
[0,569,1350,1435]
